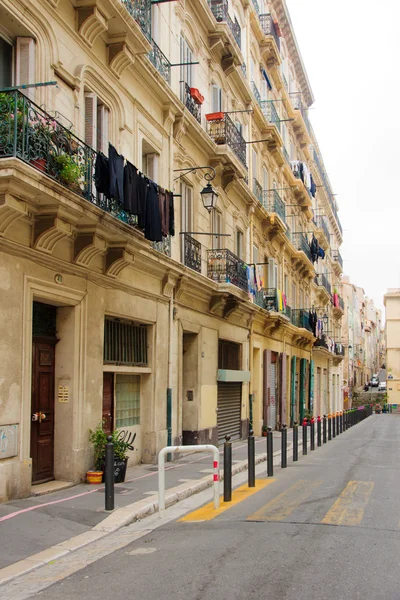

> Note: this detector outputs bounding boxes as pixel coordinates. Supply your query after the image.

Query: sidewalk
[0,428,301,582]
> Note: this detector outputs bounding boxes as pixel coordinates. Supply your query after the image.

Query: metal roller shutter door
[217,382,242,443]
[269,363,277,429]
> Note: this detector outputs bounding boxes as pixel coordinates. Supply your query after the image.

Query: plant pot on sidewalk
[86,470,103,484]
[101,458,128,484]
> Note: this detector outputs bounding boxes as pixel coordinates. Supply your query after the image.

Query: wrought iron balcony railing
[315,273,332,296]
[292,233,312,263]
[152,236,171,257]
[282,146,290,166]
[339,295,345,311]
[285,225,292,243]
[260,100,281,132]
[241,62,247,78]
[254,288,278,311]
[262,189,286,224]
[314,335,330,351]
[315,215,330,241]
[184,234,202,273]
[207,248,248,292]
[282,72,288,90]
[335,343,345,357]
[251,81,262,107]
[259,14,280,50]
[121,0,152,40]
[253,178,263,203]
[284,304,292,320]
[291,309,313,333]
[148,39,171,84]
[289,92,311,134]
[183,83,201,123]
[0,90,141,228]
[206,112,247,167]
[313,148,343,235]
[251,0,260,14]
[209,0,241,49]
[333,250,343,269]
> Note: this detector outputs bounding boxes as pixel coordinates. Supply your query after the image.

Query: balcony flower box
[189,88,204,105]
[206,111,224,121]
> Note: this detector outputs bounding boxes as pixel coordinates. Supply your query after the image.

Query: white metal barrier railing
[158,445,220,517]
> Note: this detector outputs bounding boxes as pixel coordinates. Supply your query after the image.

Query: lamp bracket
[173,166,216,182]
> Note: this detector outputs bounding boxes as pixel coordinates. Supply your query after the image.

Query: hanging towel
[109,144,125,204]
[94,152,110,198]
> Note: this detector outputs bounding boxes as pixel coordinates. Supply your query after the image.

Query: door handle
[32,411,46,423]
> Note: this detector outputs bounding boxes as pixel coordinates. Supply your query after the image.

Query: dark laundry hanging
[318,246,325,260]
[310,174,317,198]
[144,180,163,242]
[158,187,169,238]
[94,152,110,198]
[169,191,175,236]
[109,143,125,204]
[123,161,139,214]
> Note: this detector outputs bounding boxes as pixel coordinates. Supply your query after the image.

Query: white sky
[286,0,400,316]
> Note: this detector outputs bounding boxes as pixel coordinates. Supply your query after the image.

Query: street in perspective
[1,0,400,599]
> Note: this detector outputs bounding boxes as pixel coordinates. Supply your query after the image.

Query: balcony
[289,92,311,136]
[313,149,343,236]
[332,250,343,275]
[251,81,262,107]
[207,248,248,292]
[314,215,330,249]
[183,83,201,124]
[292,233,313,264]
[315,273,332,302]
[260,100,281,133]
[292,309,313,333]
[259,14,280,64]
[184,234,202,273]
[255,288,278,311]
[332,293,345,318]
[121,0,151,40]
[253,178,263,203]
[262,189,286,225]
[206,112,247,167]
[148,39,171,84]
[209,0,241,49]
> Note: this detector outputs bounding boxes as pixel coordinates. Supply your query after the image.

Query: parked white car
[378,381,386,392]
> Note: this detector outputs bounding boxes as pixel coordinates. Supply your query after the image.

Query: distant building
[384,289,400,405]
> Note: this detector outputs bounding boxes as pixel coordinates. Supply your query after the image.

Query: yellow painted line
[321,480,374,527]
[247,479,322,522]
[179,479,275,522]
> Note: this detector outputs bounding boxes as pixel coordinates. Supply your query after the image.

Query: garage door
[217,382,242,443]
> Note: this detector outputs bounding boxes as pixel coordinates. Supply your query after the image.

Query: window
[142,139,159,181]
[268,258,278,289]
[115,374,140,428]
[252,149,257,182]
[299,288,304,310]
[212,210,222,249]
[0,37,13,89]
[180,35,193,101]
[263,167,269,192]
[0,36,35,99]
[292,283,297,309]
[181,181,193,259]
[84,92,109,153]
[236,229,244,259]
[211,84,222,112]
[253,244,259,266]
[104,318,148,366]
[219,340,241,370]
[284,274,289,298]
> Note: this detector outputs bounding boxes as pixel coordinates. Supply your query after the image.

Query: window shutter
[253,245,259,265]
[268,258,276,289]
[145,153,159,182]
[263,167,268,191]
[97,104,109,154]
[211,85,221,112]
[16,38,35,100]
[252,149,257,182]
[84,93,97,149]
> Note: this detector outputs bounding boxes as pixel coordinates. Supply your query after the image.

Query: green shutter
[309,360,315,415]
[290,356,296,426]
[300,358,307,422]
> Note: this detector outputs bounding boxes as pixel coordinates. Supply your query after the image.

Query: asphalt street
[7,413,399,600]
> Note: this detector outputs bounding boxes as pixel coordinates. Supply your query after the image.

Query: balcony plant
[52,152,85,190]
[190,88,204,105]
[88,422,133,483]
[206,111,224,121]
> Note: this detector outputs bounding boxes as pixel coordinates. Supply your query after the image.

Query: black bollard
[317,416,322,447]
[267,427,274,477]
[302,419,308,455]
[323,414,327,444]
[281,424,287,468]
[332,413,336,438]
[328,414,332,440]
[336,413,340,436]
[343,410,347,431]
[310,418,315,451]
[224,435,232,502]
[293,421,298,462]
[105,435,115,511]
[248,430,255,488]
[340,411,343,434]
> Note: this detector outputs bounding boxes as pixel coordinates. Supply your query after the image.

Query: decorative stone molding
[162,272,176,298]
[175,275,189,301]
[77,6,108,48]
[105,246,134,278]
[74,232,107,267]
[108,42,135,78]
[0,193,28,237]
[210,293,228,315]
[223,296,241,319]
[221,54,236,76]
[33,215,74,254]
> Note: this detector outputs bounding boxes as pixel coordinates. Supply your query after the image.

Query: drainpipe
[166,293,174,457]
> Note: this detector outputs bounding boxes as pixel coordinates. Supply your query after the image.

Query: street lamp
[200,182,218,212]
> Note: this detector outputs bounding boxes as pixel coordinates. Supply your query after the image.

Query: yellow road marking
[321,481,374,526]
[247,479,322,522]
[179,479,275,522]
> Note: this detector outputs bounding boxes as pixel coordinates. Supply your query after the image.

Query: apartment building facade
[384,289,400,406]
[0,0,344,501]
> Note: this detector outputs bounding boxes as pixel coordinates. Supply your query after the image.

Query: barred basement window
[104,318,148,366]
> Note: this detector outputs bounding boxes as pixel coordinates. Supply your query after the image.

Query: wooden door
[102,372,114,434]
[31,341,55,483]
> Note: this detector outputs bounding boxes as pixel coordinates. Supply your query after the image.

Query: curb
[0,442,295,586]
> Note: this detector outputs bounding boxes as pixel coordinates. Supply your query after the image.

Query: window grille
[104,318,148,366]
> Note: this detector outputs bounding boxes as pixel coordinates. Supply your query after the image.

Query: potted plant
[52,152,85,190]
[88,423,135,484]
[262,425,268,437]
[206,111,224,121]
[190,88,204,105]
[87,423,107,484]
